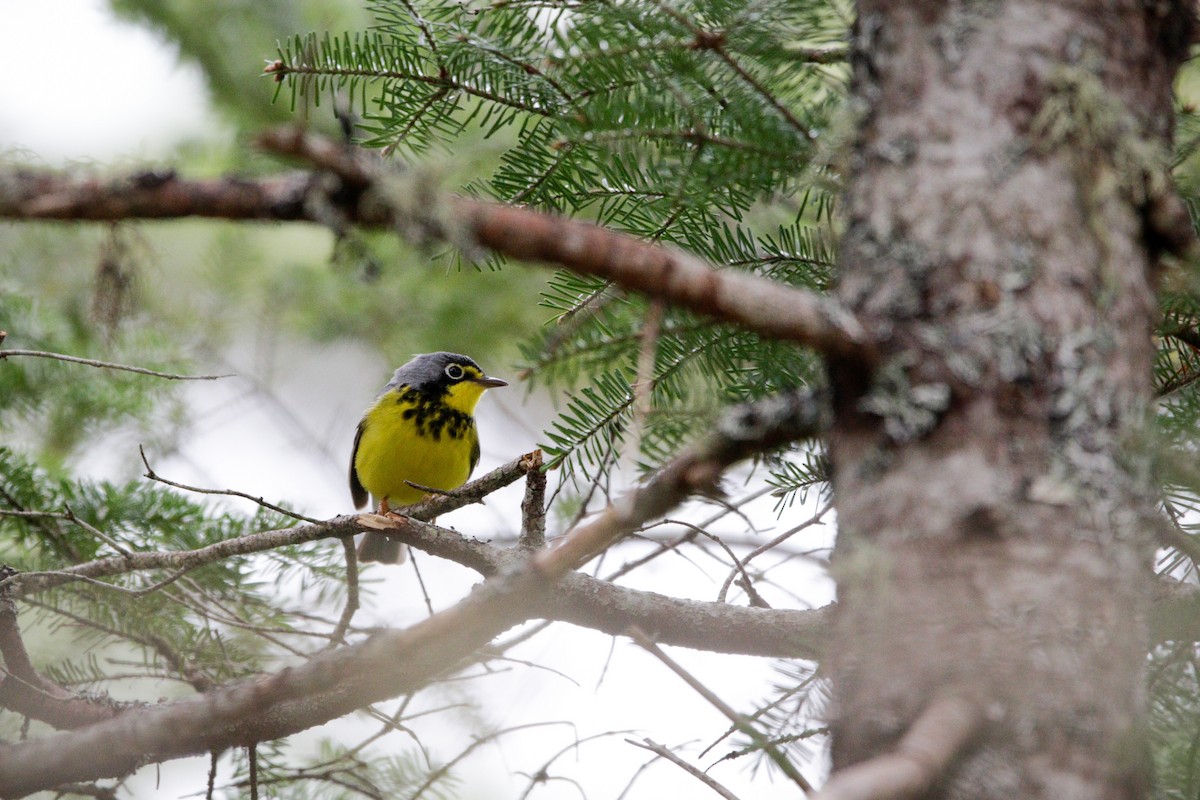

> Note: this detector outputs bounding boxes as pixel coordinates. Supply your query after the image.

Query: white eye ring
[445,364,465,380]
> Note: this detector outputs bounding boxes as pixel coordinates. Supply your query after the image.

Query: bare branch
[325,537,360,649]
[0,567,136,730]
[363,493,831,658]
[811,695,984,800]
[2,516,363,598]
[0,388,831,797]
[784,43,848,64]
[260,130,872,363]
[140,445,321,524]
[0,348,230,381]
[0,133,878,366]
[518,450,547,549]
[717,499,832,602]
[2,508,827,660]
[0,168,315,221]
[530,387,830,573]
[516,730,638,800]
[3,454,538,598]
[628,627,813,794]
[626,738,743,800]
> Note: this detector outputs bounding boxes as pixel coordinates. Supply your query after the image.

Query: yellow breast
[353,387,480,506]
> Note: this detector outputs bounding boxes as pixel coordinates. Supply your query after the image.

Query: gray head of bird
[389,351,508,399]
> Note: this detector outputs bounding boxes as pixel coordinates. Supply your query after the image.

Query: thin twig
[699,672,824,759]
[517,731,638,800]
[206,752,218,800]
[660,520,769,607]
[534,388,830,574]
[519,450,547,549]
[604,486,776,582]
[626,738,743,800]
[325,537,361,649]
[615,754,660,800]
[409,551,436,618]
[717,499,831,602]
[627,626,813,794]
[61,504,131,558]
[410,722,572,800]
[139,446,321,524]
[628,300,664,459]
[248,744,258,800]
[0,349,230,381]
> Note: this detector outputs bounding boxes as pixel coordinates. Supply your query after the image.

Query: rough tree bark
[827,2,1192,799]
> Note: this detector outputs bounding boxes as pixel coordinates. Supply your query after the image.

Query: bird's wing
[468,426,481,475]
[349,419,369,509]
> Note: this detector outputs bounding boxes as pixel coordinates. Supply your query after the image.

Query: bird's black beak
[473,375,509,388]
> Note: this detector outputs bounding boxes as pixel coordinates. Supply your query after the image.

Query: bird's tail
[357,532,408,564]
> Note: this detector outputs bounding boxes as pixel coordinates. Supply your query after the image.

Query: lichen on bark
[825,2,1193,797]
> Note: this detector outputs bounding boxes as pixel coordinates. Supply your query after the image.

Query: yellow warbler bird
[350,352,507,563]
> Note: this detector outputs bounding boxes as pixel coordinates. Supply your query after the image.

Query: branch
[365,509,828,658]
[0,567,135,730]
[812,695,984,800]
[0,559,548,796]
[0,349,230,381]
[3,516,364,598]
[3,508,827,660]
[0,168,316,221]
[140,445,320,524]
[518,450,547,549]
[628,627,813,793]
[785,43,848,64]
[4,454,536,598]
[557,573,828,659]
[0,132,877,366]
[529,386,830,573]
[0,388,830,797]
[626,738,743,800]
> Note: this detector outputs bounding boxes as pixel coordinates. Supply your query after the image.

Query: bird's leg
[378,497,391,515]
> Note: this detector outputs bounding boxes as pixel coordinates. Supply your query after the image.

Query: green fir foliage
[274,0,850,489]
[1150,645,1200,800]
[0,447,300,692]
[0,288,185,466]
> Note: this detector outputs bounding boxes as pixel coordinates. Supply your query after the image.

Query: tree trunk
[828,2,1192,798]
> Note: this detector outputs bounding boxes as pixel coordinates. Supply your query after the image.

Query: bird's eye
[445,364,465,380]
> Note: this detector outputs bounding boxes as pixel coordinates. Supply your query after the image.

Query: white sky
[0,0,212,162]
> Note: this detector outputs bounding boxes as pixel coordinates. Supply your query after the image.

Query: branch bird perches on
[0,388,830,798]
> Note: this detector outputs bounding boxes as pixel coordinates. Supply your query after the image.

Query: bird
[350,352,507,564]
